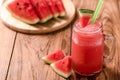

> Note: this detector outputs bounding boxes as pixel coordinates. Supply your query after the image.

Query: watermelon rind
[41,56,53,64]
[79,9,94,14]
[50,63,72,78]
[59,12,66,17]
[53,13,59,18]
[40,15,53,23]
[79,9,94,17]
[4,0,39,24]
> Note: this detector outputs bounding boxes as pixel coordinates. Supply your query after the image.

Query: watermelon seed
[16,2,19,6]
[34,6,36,10]
[18,7,22,10]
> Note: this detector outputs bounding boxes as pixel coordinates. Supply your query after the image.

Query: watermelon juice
[71,21,104,76]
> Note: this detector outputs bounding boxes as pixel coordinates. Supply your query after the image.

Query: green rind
[53,13,59,18]
[59,12,66,17]
[79,9,94,14]
[50,63,72,78]
[40,15,53,23]
[41,56,53,64]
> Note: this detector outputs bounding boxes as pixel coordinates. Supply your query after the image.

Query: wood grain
[0,20,16,80]
[6,26,72,80]
[0,0,120,80]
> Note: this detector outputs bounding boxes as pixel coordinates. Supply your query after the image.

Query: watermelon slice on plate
[45,0,59,18]
[50,56,72,78]
[52,0,66,17]
[0,0,75,34]
[5,0,40,24]
[79,9,94,27]
[42,50,65,64]
[30,0,53,23]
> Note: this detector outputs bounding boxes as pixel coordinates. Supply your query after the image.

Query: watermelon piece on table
[79,9,94,27]
[30,0,53,23]
[50,56,72,78]
[42,50,65,64]
[5,0,40,24]
[52,0,66,17]
[45,0,59,18]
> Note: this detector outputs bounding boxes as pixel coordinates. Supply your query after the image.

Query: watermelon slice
[30,0,53,23]
[5,0,40,24]
[52,0,66,17]
[50,56,72,78]
[79,9,94,27]
[42,50,65,64]
[45,0,59,18]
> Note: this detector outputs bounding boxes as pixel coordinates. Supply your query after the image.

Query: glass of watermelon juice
[71,18,104,75]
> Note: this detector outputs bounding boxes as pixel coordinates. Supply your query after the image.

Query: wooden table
[0,0,120,80]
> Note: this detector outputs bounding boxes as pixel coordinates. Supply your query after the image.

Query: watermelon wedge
[5,0,40,24]
[42,50,65,64]
[45,0,59,18]
[50,56,72,78]
[52,0,66,17]
[30,0,53,23]
[79,9,94,27]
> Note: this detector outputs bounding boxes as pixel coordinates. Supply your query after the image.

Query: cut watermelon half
[30,0,53,23]
[79,9,94,27]
[52,0,66,17]
[42,50,65,64]
[5,0,40,24]
[50,56,72,78]
[45,0,59,18]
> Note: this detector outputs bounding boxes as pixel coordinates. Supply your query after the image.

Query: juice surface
[71,22,104,75]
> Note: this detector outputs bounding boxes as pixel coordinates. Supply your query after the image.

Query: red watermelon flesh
[45,0,59,18]
[30,0,53,23]
[42,50,65,64]
[5,0,39,24]
[80,15,92,27]
[50,56,72,78]
[52,0,66,17]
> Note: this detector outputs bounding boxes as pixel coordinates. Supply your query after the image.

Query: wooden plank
[0,20,16,80]
[99,0,120,80]
[6,26,72,80]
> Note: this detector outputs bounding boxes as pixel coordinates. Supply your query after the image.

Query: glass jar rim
[73,21,103,34]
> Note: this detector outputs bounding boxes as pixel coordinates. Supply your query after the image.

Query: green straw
[91,0,103,24]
